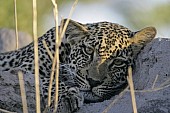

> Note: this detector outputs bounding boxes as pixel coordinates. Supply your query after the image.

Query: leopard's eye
[113,59,124,66]
[85,46,94,54]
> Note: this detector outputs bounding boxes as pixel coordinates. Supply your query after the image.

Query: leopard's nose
[87,78,102,88]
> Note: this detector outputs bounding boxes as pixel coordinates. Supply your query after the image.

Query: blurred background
[0,0,170,38]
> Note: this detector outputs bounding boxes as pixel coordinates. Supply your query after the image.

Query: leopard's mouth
[76,60,108,102]
[78,78,106,103]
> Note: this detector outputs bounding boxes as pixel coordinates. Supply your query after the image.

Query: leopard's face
[69,23,132,70]
[63,19,156,102]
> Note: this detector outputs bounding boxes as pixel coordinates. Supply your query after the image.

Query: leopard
[0,19,156,113]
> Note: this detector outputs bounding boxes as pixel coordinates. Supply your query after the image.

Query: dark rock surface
[0,72,43,113]
[133,38,170,113]
[0,29,41,113]
[0,28,32,52]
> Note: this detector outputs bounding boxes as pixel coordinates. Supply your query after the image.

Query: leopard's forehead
[84,22,132,59]
[86,22,131,34]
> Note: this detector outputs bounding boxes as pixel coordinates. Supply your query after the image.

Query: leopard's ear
[61,19,89,45]
[130,27,156,57]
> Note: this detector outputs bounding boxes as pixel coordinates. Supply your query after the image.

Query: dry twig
[32,0,41,112]
[42,40,54,60]
[130,83,170,93]
[102,86,129,113]
[60,0,78,40]
[0,108,17,113]
[47,0,59,109]
[54,0,78,111]
[14,1,28,113]
[14,0,19,50]
[47,1,78,112]
[127,66,138,113]
[160,77,170,87]
[152,74,159,89]
[18,71,28,113]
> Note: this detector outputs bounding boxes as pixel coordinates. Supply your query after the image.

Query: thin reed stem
[14,0,19,50]
[18,71,28,113]
[14,1,28,113]
[102,86,129,113]
[47,0,78,112]
[47,0,59,108]
[42,40,54,60]
[0,108,17,113]
[32,0,41,112]
[60,0,78,40]
[127,83,170,93]
[160,77,170,87]
[50,1,60,112]
[127,66,138,113]
[152,74,159,89]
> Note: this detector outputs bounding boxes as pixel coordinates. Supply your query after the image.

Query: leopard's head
[62,19,156,102]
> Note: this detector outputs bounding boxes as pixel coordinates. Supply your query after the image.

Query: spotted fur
[0,19,156,112]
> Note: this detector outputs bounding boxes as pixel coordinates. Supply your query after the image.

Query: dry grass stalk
[14,1,28,113]
[127,66,138,113]
[102,86,129,113]
[32,0,41,112]
[42,40,54,60]
[152,74,159,89]
[47,1,79,112]
[47,0,59,108]
[14,0,19,50]
[18,71,28,113]
[131,83,170,93]
[125,72,170,93]
[54,0,78,111]
[0,108,17,113]
[160,76,170,87]
[42,40,53,113]
[60,0,78,39]
[59,16,64,37]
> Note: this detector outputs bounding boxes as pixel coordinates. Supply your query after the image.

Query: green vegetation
[146,4,170,26]
[1,1,169,35]
[123,3,170,29]
[0,0,54,35]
